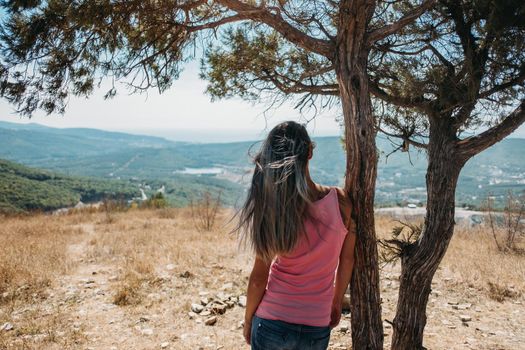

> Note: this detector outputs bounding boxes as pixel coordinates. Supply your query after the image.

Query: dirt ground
[0,209,523,349]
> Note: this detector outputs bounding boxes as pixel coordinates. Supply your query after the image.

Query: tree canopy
[0,0,434,116]
[370,0,525,154]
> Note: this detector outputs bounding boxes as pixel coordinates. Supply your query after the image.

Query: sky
[0,62,344,142]
[0,61,524,142]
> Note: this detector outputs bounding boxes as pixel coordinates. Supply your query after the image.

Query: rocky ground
[0,209,523,349]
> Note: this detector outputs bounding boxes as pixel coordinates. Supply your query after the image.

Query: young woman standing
[236,121,356,350]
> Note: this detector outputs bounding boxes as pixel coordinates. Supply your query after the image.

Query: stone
[1,323,14,331]
[179,271,192,278]
[460,315,472,322]
[238,296,247,308]
[142,328,154,336]
[221,282,234,290]
[205,316,217,326]
[200,297,210,306]
[457,303,472,310]
[188,312,197,319]
[338,324,349,333]
[160,342,169,349]
[191,303,204,313]
[200,311,211,317]
[216,292,230,301]
[165,264,176,271]
[211,304,227,315]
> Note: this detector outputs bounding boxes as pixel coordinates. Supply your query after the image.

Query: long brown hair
[236,121,315,262]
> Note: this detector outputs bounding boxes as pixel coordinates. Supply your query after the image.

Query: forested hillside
[0,159,139,213]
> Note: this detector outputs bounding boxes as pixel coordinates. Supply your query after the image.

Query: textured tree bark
[336,1,383,349]
[391,117,466,350]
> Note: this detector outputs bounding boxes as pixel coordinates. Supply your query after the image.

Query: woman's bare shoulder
[332,186,355,231]
[333,187,351,205]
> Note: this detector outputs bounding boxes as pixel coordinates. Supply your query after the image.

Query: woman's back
[255,187,348,327]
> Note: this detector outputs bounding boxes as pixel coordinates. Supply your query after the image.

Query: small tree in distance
[190,190,222,232]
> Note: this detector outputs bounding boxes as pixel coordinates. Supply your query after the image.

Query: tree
[368,1,525,348]
[0,1,437,347]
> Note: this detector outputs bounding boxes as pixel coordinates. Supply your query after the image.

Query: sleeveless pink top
[255,187,348,327]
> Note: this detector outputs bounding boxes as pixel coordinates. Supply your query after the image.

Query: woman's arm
[243,256,271,345]
[330,231,356,328]
[330,187,357,328]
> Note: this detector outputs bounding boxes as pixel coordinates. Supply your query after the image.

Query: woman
[236,121,356,350]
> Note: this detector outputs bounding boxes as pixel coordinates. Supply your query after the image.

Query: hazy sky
[1,61,524,142]
[0,62,344,142]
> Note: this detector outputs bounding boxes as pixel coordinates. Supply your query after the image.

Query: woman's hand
[243,318,252,345]
[329,302,342,329]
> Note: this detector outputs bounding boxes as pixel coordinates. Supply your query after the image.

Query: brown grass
[0,209,523,349]
[376,215,525,300]
[0,215,81,304]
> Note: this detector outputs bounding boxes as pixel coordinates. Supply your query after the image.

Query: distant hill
[0,121,177,162]
[0,159,141,213]
[0,121,523,208]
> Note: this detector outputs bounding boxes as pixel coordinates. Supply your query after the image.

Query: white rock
[460,315,472,322]
[221,282,234,290]
[160,342,169,348]
[1,322,14,331]
[205,316,217,326]
[166,264,176,271]
[191,303,204,313]
[238,296,247,308]
[142,328,154,336]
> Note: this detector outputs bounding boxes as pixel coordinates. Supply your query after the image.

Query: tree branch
[186,14,252,32]
[367,0,437,44]
[369,80,431,113]
[479,72,525,99]
[217,0,334,58]
[378,126,428,150]
[458,100,525,158]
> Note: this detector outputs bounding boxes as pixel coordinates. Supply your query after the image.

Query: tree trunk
[336,1,383,349]
[391,117,466,349]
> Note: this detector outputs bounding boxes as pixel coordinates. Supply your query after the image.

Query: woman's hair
[236,121,314,262]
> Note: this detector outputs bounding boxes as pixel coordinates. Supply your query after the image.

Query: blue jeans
[250,315,331,350]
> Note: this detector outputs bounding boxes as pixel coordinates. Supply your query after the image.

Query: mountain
[0,121,177,162]
[0,121,523,209]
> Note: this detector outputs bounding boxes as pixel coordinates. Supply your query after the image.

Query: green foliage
[0,159,139,213]
[141,192,168,209]
[201,26,337,111]
[372,0,525,140]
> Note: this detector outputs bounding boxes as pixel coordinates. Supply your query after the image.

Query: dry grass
[0,215,81,304]
[376,215,525,300]
[0,209,523,349]
[443,225,525,300]
[0,214,84,349]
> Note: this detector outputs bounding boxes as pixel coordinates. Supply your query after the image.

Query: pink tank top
[255,187,348,327]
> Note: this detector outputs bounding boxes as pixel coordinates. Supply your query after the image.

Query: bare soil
[0,209,523,349]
